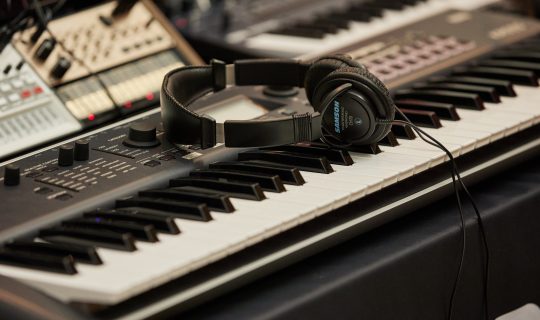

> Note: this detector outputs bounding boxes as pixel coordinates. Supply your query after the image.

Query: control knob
[74,140,90,161]
[123,122,160,148]
[34,38,56,61]
[3,164,20,186]
[58,145,74,166]
[50,57,71,79]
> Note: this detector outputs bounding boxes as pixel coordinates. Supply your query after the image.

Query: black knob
[4,164,20,186]
[58,144,74,166]
[123,122,160,148]
[34,38,56,61]
[50,57,71,79]
[74,139,90,161]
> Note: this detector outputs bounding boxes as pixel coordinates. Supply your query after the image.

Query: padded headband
[161,59,322,148]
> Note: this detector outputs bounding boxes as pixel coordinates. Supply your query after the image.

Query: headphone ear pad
[312,66,395,145]
[304,55,366,106]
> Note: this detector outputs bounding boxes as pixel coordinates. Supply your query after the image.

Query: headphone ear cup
[304,55,366,106]
[312,66,395,145]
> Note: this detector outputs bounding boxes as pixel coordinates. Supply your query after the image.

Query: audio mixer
[0,9,539,319]
[1,0,202,161]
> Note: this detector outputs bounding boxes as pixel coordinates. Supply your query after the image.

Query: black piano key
[169,178,266,201]
[39,226,136,252]
[453,66,538,87]
[364,1,405,10]
[492,50,540,63]
[395,99,460,121]
[327,11,372,22]
[479,59,540,76]
[269,27,326,39]
[397,108,442,128]
[0,249,77,274]
[139,188,235,212]
[265,144,353,166]
[349,5,384,17]
[238,150,333,174]
[414,82,500,103]
[391,123,416,139]
[379,132,400,147]
[116,197,212,221]
[63,218,158,242]
[436,76,516,97]
[346,143,381,155]
[394,89,484,110]
[190,169,285,193]
[84,210,180,234]
[313,17,350,29]
[209,161,305,186]
[294,22,339,34]
[5,241,102,265]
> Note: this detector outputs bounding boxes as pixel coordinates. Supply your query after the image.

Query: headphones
[160,55,395,149]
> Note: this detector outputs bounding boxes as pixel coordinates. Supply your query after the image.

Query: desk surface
[182,157,540,320]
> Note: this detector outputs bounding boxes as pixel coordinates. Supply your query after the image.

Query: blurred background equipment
[156,0,504,62]
[0,0,201,160]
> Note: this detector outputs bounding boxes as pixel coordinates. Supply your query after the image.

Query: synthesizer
[1,9,540,319]
[2,0,201,160]
[0,44,81,160]
[165,0,502,60]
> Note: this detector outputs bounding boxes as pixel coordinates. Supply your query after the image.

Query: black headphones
[160,55,395,149]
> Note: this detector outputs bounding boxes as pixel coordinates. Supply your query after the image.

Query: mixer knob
[123,122,160,148]
[50,57,71,79]
[3,164,20,186]
[58,145,74,166]
[74,139,90,161]
[34,38,56,61]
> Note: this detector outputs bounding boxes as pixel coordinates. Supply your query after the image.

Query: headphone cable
[385,107,490,320]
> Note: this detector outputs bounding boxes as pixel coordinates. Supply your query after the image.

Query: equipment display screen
[201,96,268,123]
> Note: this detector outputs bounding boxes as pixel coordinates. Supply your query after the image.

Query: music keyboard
[236,0,499,58]
[0,9,539,319]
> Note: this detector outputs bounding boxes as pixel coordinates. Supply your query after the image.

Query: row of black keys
[0,145,362,275]
[386,42,540,131]
[269,0,427,39]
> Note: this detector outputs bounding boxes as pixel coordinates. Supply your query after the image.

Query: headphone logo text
[333,100,341,133]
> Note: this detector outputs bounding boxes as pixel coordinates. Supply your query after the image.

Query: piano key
[397,108,442,128]
[349,151,430,175]
[269,27,326,39]
[116,197,212,221]
[189,169,286,193]
[326,11,372,22]
[453,66,538,87]
[347,143,382,155]
[169,178,266,201]
[312,17,351,29]
[479,59,540,75]
[394,89,484,110]
[391,122,417,139]
[39,226,137,252]
[0,249,77,275]
[265,144,353,165]
[379,132,400,147]
[294,22,339,35]
[435,76,516,97]
[238,150,333,174]
[209,161,305,185]
[395,99,460,120]
[139,189,234,213]
[5,241,102,265]
[413,82,500,102]
[62,218,159,243]
[492,50,540,63]
[84,210,180,234]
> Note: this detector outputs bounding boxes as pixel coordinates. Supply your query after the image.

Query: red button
[123,101,132,109]
[20,90,31,99]
[33,86,43,94]
[88,114,96,121]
